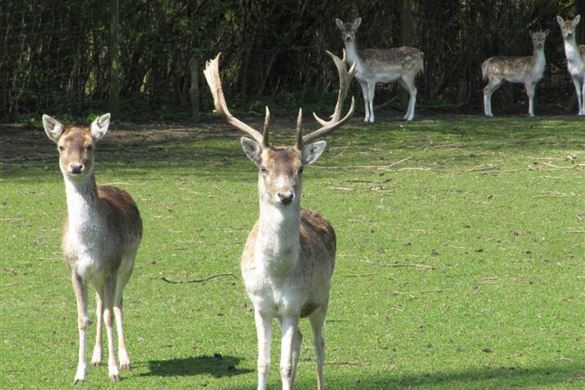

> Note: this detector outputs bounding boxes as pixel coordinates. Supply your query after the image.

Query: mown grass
[1,115,584,389]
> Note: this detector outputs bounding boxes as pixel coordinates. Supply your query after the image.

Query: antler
[298,49,356,147]
[203,53,270,147]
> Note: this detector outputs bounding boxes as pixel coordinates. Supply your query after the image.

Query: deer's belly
[245,277,308,317]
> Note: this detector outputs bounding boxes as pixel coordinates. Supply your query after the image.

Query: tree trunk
[189,55,200,123]
[109,0,120,117]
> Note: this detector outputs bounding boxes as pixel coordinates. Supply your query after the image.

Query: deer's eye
[261,166,268,174]
[58,146,64,152]
[86,145,92,151]
[298,166,304,174]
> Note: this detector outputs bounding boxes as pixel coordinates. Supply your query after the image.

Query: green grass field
[1,115,584,389]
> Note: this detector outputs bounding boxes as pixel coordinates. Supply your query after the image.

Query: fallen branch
[386,263,436,270]
[380,156,414,170]
[338,272,376,277]
[161,272,237,284]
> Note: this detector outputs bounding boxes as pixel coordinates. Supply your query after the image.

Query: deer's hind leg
[483,77,503,116]
[113,261,134,371]
[400,74,418,121]
[309,305,328,390]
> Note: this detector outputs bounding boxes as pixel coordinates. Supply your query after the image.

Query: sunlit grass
[1,115,584,389]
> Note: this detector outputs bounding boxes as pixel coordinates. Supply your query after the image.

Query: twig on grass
[362,259,439,270]
[379,156,414,170]
[466,164,499,172]
[338,272,376,278]
[161,272,237,284]
[536,191,576,198]
[390,289,443,298]
[386,263,436,270]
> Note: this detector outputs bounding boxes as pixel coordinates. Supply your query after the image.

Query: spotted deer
[204,50,355,390]
[43,114,142,383]
[482,30,549,117]
[557,15,585,115]
[335,17,424,122]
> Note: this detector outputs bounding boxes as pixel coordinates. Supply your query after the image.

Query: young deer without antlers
[43,114,142,383]
[557,15,585,115]
[482,30,548,117]
[336,17,423,122]
[204,50,355,390]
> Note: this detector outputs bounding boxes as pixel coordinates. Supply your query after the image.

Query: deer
[203,50,355,390]
[482,30,549,117]
[335,17,424,123]
[557,15,585,115]
[42,113,142,384]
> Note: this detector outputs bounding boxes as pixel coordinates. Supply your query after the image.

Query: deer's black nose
[277,192,294,205]
[69,164,84,174]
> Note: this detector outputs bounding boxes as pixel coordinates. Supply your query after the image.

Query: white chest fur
[64,178,105,280]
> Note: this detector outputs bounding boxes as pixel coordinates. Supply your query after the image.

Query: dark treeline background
[1,0,584,122]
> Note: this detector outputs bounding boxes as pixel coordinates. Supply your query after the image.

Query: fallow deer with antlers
[204,50,355,390]
[43,114,142,383]
[557,15,585,115]
[336,17,423,122]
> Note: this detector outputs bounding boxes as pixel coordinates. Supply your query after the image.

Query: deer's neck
[344,39,361,69]
[532,47,546,76]
[256,200,301,272]
[64,174,101,233]
[563,37,582,64]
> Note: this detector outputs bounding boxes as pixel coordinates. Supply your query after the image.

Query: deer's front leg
[72,273,89,384]
[525,81,536,117]
[358,81,370,122]
[572,76,584,115]
[366,81,376,123]
[581,79,585,115]
[91,291,103,367]
[279,315,300,390]
[254,310,272,390]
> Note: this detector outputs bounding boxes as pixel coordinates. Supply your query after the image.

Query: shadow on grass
[140,354,252,378]
[313,361,585,389]
[2,115,584,178]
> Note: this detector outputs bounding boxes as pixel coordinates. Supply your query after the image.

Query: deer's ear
[335,18,344,30]
[241,137,263,167]
[353,17,362,31]
[573,15,581,26]
[90,113,111,141]
[301,141,327,166]
[556,15,564,26]
[42,114,64,143]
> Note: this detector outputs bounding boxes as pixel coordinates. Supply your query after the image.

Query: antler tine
[303,50,356,145]
[262,106,270,147]
[203,53,265,145]
[295,108,303,148]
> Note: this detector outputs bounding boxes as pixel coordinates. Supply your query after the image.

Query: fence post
[109,0,120,117]
[190,55,200,123]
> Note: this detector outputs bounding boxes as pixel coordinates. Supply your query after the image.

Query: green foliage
[1,116,584,389]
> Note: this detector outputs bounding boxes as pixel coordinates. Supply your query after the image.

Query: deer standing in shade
[557,15,585,115]
[204,50,355,390]
[482,30,549,117]
[335,17,424,122]
[43,114,142,383]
